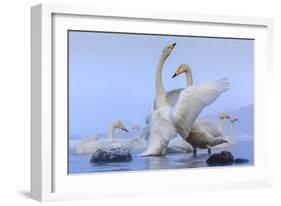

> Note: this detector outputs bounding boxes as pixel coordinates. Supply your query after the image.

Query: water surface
[68,139,253,174]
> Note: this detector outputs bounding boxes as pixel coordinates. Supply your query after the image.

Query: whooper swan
[171,64,230,155]
[75,121,128,154]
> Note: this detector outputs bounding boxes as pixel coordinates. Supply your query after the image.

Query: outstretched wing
[195,118,223,137]
[166,88,184,107]
[171,79,229,139]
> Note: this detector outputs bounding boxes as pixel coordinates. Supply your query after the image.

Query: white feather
[139,106,177,156]
[171,79,229,139]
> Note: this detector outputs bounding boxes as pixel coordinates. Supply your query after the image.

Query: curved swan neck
[155,55,168,108]
[218,118,224,134]
[185,66,193,87]
[108,124,116,141]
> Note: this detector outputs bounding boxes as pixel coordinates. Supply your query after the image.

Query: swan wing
[171,79,229,139]
[166,88,184,107]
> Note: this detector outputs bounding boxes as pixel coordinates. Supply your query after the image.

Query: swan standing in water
[140,42,177,156]
[75,121,128,154]
[140,44,229,156]
[170,64,229,155]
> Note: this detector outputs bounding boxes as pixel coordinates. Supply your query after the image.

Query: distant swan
[140,44,229,156]
[218,112,230,134]
[75,121,128,154]
[209,114,238,150]
[132,124,141,130]
[229,116,239,145]
[171,64,229,155]
[75,135,98,154]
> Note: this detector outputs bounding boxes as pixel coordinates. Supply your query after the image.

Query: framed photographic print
[31,3,274,201]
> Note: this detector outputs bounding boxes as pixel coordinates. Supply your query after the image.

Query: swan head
[162,42,176,59]
[132,124,140,130]
[220,112,230,119]
[172,64,191,78]
[114,121,129,132]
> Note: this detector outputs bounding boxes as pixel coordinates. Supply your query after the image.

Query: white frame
[31,3,274,202]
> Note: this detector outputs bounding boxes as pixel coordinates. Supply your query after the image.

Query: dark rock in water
[90,147,132,163]
[234,158,249,164]
[206,151,234,166]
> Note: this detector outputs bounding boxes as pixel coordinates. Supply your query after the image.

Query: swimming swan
[75,121,128,154]
[75,135,98,154]
[171,64,229,155]
[140,44,229,156]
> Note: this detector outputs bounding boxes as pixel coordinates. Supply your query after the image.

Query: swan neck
[185,66,193,86]
[155,55,168,108]
[108,124,116,141]
[230,123,233,143]
[218,118,224,134]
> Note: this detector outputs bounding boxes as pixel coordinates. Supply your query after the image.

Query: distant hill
[202,104,254,135]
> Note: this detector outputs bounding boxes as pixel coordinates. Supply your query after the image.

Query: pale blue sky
[69,31,254,137]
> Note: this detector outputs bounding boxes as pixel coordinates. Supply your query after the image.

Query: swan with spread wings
[171,64,230,155]
[140,44,229,156]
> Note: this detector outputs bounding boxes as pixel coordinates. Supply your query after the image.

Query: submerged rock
[206,151,234,166]
[90,147,132,163]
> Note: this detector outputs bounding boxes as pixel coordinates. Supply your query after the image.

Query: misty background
[69,31,254,138]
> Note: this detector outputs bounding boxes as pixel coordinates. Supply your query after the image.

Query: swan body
[186,119,227,155]
[75,121,128,154]
[140,44,229,156]
[75,135,98,154]
[141,106,177,156]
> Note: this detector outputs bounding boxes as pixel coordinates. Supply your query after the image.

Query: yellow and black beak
[172,67,181,78]
[168,42,176,49]
[122,128,129,133]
